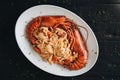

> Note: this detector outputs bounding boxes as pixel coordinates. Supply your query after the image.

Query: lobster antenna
[77,25,88,43]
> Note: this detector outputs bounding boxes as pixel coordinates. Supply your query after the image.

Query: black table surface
[0,0,120,80]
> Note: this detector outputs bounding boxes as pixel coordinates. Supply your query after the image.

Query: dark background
[0,0,120,80]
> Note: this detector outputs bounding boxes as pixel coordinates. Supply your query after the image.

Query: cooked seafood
[26,16,88,70]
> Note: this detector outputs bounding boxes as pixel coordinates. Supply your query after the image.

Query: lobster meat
[26,15,88,70]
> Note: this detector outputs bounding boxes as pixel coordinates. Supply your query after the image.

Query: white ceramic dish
[15,5,99,77]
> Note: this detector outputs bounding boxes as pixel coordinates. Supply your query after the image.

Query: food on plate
[26,16,88,70]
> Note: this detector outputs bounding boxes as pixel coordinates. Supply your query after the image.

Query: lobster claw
[41,16,66,27]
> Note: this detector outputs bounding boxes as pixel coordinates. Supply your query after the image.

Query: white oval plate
[15,5,99,77]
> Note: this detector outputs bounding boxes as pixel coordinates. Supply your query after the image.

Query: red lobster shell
[26,16,88,70]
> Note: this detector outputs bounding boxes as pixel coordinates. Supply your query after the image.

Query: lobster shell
[26,16,88,70]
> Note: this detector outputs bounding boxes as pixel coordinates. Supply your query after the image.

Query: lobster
[26,16,88,70]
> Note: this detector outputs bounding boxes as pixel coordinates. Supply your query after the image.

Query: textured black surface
[0,0,120,80]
